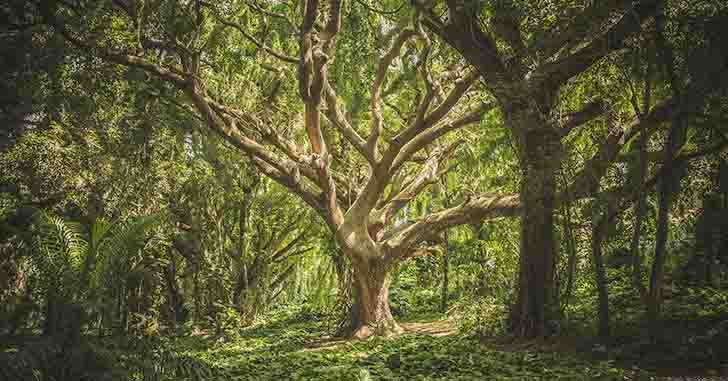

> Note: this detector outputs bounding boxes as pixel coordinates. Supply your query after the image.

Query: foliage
[0,0,727,378]
[146,314,629,381]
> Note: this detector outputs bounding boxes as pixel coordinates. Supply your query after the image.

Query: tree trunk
[591,214,611,340]
[163,256,186,325]
[649,1,687,341]
[629,61,651,301]
[43,286,59,336]
[648,186,672,340]
[562,202,578,310]
[331,247,354,334]
[440,229,450,313]
[441,183,451,313]
[350,256,402,339]
[630,192,648,299]
[510,111,562,338]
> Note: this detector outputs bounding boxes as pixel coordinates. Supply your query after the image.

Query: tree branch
[565,98,674,200]
[384,193,521,255]
[558,99,607,138]
[368,27,417,159]
[322,85,371,162]
[392,101,496,171]
[420,2,511,97]
[208,7,298,64]
[529,0,633,59]
[534,0,662,90]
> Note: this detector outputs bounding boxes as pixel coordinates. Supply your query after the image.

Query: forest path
[301,318,457,352]
[400,319,457,337]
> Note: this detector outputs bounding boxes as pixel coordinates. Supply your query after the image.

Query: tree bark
[350,255,402,339]
[509,108,562,338]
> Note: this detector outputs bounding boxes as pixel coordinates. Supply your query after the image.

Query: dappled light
[1,0,728,379]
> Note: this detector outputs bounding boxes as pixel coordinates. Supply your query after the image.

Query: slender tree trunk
[43,286,58,336]
[562,203,578,310]
[510,110,562,338]
[648,2,687,341]
[440,182,451,313]
[630,192,648,299]
[591,214,611,340]
[350,255,402,339]
[629,58,652,301]
[648,186,673,340]
[233,184,253,310]
[440,229,450,313]
[163,256,186,325]
[193,269,200,323]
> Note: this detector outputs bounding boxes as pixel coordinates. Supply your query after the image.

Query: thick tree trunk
[350,256,402,339]
[331,248,354,333]
[510,110,562,338]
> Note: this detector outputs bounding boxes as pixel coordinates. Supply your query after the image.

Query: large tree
[414,0,676,336]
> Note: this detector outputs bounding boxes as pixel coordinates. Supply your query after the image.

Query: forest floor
[3,310,726,380]
[174,314,637,380]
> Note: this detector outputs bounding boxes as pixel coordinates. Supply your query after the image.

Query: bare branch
[51,21,188,86]
[392,101,496,171]
[322,85,369,162]
[390,71,480,149]
[244,0,295,27]
[250,157,329,224]
[368,28,417,159]
[385,96,676,255]
[371,142,461,236]
[491,0,526,57]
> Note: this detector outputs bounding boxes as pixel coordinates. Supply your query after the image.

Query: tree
[37,0,498,337]
[415,0,677,337]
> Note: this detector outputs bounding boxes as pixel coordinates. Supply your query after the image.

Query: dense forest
[1,0,727,379]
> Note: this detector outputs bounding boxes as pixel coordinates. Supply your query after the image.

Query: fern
[33,212,87,298]
[92,214,164,290]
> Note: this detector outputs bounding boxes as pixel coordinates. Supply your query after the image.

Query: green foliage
[1,0,727,379]
[456,296,509,337]
[0,337,128,381]
[146,315,628,380]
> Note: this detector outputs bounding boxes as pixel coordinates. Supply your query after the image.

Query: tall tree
[416,0,668,337]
